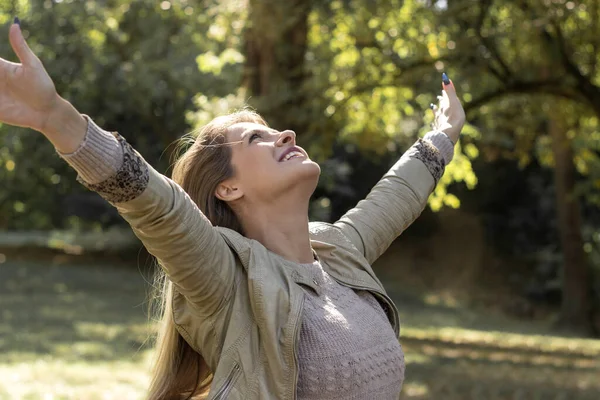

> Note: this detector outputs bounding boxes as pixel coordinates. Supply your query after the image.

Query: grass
[0,257,154,400]
[398,328,600,399]
[1,254,599,399]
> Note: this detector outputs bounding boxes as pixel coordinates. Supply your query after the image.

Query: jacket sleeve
[334,131,454,265]
[59,116,236,316]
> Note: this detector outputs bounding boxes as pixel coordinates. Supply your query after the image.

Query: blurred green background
[1,0,600,399]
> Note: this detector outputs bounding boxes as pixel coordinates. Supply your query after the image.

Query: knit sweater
[296,260,405,399]
[59,117,454,398]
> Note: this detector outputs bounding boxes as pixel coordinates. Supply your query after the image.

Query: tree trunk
[242,0,311,132]
[549,115,593,334]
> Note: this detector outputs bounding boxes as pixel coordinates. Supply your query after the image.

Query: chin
[296,162,321,193]
[298,160,321,181]
[304,159,321,174]
[278,161,320,196]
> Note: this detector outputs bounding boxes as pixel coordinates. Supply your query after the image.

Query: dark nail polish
[13,17,20,26]
[442,72,450,85]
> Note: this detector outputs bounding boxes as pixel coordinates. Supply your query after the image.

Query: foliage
[0,0,597,224]
[2,0,600,324]
[0,0,243,229]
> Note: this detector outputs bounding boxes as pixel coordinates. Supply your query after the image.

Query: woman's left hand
[431,74,465,144]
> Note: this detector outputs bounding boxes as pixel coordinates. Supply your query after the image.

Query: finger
[442,79,457,96]
[441,89,450,102]
[437,95,447,108]
[9,21,37,66]
[442,79,462,107]
[437,93,449,110]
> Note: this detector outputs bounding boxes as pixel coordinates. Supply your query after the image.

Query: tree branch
[551,23,586,82]
[515,0,600,118]
[592,0,599,76]
[475,0,512,81]
[546,22,600,117]
[355,27,463,73]
[464,79,582,115]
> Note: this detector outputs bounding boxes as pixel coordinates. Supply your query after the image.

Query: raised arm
[334,76,465,264]
[0,20,236,316]
[60,119,237,316]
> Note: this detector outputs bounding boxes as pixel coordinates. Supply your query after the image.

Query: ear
[215,179,244,202]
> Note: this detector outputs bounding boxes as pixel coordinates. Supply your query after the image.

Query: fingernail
[13,17,20,26]
[442,72,450,85]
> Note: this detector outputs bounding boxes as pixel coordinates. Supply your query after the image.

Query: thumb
[9,19,37,66]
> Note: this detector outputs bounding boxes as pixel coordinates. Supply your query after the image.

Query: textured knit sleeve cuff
[58,115,124,185]
[423,130,455,165]
[404,139,445,183]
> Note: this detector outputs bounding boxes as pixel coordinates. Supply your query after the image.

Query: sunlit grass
[1,258,599,399]
[402,381,430,398]
[399,327,600,399]
[0,355,152,400]
[0,259,156,400]
[402,326,600,356]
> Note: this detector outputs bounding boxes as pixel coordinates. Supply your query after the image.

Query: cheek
[234,150,278,182]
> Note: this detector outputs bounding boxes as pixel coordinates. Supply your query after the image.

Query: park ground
[1,239,599,400]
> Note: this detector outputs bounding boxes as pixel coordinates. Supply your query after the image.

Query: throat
[239,207,314,264]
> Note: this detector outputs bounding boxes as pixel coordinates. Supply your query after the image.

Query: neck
[237,195,314,264]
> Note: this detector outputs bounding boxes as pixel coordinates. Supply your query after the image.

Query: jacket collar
[216,226,380,291]
[216,226,325,291]
[216,226,399,335]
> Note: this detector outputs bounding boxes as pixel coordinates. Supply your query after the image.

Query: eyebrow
[242,128,276,141]
[242,129,262,138]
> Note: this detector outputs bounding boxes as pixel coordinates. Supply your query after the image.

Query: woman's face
[222,122,321,204]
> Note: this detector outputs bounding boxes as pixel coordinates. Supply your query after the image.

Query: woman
[1,19,464,400]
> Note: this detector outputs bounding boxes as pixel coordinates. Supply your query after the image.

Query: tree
[0,0,241,230]
[241,0,312,133]
[303,0,599,332]
[549,107,591,332]
[448,0,598,333]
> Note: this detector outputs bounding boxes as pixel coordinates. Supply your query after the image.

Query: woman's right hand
[0,20,59,132]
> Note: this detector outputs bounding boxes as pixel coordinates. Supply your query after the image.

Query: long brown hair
[147,110,267,400]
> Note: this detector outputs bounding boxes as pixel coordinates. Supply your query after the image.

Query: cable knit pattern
[405,138,445,183]
[58,116,124,184]
[59,117,149,203]
[79,133,149,203]
[297,261,405,399]
[423,130,455,165]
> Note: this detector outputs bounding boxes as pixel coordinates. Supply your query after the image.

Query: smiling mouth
[281,150,305,162]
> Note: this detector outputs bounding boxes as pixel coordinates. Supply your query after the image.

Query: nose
[276,130,296,146]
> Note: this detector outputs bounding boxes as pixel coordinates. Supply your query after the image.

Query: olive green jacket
[68,120,448,399]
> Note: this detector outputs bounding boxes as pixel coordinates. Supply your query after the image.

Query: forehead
[226,122,270,142]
